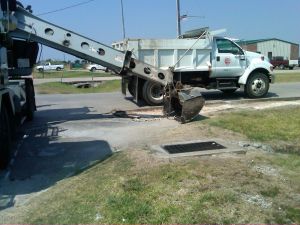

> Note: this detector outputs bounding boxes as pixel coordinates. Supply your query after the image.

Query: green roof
[236,38,299,46]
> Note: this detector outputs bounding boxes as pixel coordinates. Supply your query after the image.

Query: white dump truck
[113,34,275,105]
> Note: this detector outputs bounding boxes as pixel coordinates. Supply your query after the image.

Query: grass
[35,80,121,94]
[275,72,300,83]
[16,150,300,224]
[33,70,115,79]
[207,106,300,153]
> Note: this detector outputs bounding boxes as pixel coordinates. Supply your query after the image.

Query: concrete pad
[152,139,246,158]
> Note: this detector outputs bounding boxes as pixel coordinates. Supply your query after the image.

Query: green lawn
[207,106,300,153]
[275,72,300,83]
[33,70,300,84]
[35,80,121,94]
[33,70,115,79]
[20,149,300,224]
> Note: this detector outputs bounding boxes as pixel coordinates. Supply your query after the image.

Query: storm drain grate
[163,141,226,154]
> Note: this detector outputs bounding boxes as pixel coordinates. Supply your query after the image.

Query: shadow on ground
[201,90,279,101]
[0,107,116,211]
[125,90,279,105]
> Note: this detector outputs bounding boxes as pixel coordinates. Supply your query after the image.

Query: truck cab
[211,37,248,77]
[210,37,274,97]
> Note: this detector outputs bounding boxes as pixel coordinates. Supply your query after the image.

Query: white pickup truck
[113,36,275,105]
[36,62,64,72]
[86,64,108,72]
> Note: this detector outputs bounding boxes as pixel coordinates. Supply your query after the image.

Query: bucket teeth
[163,87,205,123]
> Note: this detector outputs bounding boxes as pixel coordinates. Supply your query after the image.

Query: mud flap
[163,87,205,123]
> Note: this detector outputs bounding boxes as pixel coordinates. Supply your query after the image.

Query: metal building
[237,38,299,60]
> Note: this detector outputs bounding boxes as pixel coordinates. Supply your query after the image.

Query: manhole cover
[163,141,226,154]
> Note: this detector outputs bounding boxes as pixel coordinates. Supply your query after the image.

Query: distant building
[237,38,299,60]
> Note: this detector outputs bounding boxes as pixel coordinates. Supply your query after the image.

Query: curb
[205,96,300,106]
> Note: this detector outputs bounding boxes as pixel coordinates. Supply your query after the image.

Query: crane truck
[0,0,204,169]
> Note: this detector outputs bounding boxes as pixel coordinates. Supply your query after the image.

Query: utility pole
[120,0,126,40]
[176,0,181,37]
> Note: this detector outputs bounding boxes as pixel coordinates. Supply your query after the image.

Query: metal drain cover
[163,141,226,154]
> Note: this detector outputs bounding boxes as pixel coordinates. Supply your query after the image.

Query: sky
[21,0,300,61]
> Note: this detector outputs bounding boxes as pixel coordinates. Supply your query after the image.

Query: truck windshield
[216,39,243,55]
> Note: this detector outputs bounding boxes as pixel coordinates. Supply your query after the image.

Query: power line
[36,0,97,16]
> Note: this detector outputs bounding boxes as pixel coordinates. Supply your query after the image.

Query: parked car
[270,56,289,70]
[270,56,298,70]
[86,64,108,72]
[36,62,64,72]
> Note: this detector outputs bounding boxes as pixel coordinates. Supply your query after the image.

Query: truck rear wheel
[56,67,62,71]
[0,104,12,170]
[142,81,164,106]
[245,72,269,98]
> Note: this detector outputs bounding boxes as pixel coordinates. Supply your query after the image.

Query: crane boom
[9,6,172,86]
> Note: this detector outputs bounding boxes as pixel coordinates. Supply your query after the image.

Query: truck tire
[289,66,294,70]
[38,68,44,73]
[142,81,164,106]
[25,79,36,121]
[0,104,12,170]
[90,67,96,72]
[56,67,62,71]
[245,72,269,98]
[279,64,285,70]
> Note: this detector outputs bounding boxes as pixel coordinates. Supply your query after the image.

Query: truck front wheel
[245,72,270,98]
[142,81,164,106]
[0,104,12,170]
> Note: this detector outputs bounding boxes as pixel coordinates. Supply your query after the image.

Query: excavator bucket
[163,87,205,123]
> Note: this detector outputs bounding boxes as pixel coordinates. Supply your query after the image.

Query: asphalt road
[34,82,300,111]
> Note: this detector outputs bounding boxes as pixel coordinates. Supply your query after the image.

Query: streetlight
[120,0,126,40]
[176,0,181,37]
[176,0,205,38]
